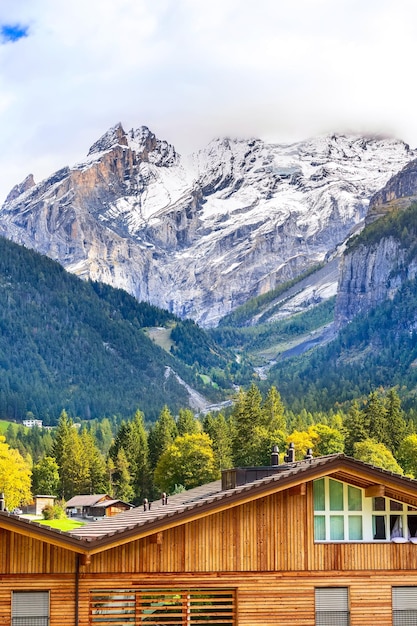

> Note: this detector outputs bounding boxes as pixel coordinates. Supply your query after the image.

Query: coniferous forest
[2,384,416,512]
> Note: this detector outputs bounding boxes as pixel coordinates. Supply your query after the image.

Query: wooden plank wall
[76,571,417,626]
[3,483,417,577]
[0,528,76,575]
[89,485,417,574]
[0,577,77,626]
[2,570,417,625]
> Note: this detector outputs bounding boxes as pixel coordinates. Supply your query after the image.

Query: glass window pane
[348,485,362,511]
[349,515,363,540]
[330,516,344,540]
[373,515,386,540]
[390,500,403,512]
[314,479,325,511]
[373,497,385,511]
[329,480,343,511]
[314,515,326,540]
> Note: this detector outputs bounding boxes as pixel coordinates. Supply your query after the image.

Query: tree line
[2,384,417,513]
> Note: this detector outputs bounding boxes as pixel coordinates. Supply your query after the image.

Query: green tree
[31,456,60,496]
[52,410,85,499]
[232,384,264,466]
[0,436,32,510]
[398,434,417,477]
[110,410,150,502]
[353,439,403,473]
[385,388,407,454]
[177,409,201,436]
[79,429,107,494]
[310,424,344,456]
[148,405,178,470]
[362,391,388,445]
[113,448,135,503]
[203,412,233,471]
[343,400,367,457]
[261,386,286,431]
[154,433,219,493]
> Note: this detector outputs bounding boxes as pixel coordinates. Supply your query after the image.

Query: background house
[64,494,133,518]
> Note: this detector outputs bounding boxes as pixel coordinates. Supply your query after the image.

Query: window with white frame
[313,478,417,542]
[393,587,417,625]
[12,591,49,626]
[313,478,363,541]
[315,587,349,626]
[373,497,417,541]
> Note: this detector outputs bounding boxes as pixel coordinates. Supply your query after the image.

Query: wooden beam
[365,484,385,497]
[287,484,306,496]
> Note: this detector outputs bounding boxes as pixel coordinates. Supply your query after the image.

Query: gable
[2,454,417,557]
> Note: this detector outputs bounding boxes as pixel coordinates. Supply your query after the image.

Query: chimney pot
[271,445,279,466]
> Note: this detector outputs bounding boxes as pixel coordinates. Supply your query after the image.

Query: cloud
[1,0,417,203]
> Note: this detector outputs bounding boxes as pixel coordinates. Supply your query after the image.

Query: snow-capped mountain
[1,124,415,326]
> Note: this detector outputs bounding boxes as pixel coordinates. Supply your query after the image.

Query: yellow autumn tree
[154,433,219,493]
[0,436,32,510]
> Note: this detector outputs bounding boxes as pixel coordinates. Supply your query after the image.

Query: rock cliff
[1,125,415,326]
[335,158,417,327]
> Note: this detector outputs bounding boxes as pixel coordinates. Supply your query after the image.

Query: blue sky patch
[1,24,29,43]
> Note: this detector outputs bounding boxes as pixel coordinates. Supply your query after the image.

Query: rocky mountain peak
[4,173,36,204]
[1,125,416,326]
[87,122,128,155]
[87,123,178,168]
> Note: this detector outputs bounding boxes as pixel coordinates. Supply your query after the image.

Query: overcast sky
[1,0,416,203]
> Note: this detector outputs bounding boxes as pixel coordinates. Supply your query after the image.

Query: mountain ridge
[2,125,414,327]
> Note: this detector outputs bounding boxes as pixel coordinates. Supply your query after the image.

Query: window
[313,478,363,541]
[12,591,49,626]
[372,498,417,540]
[90,588,235,625]
[315,587,349,626]
[393,587,417,625]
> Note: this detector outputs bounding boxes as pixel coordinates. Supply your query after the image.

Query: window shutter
[315,587,349,626]
[393,587,417,626]
[12,591,49,625]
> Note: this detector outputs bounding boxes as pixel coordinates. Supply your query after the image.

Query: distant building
[34,495,57,516]
[22,418,43,428]
[64,494,134,519]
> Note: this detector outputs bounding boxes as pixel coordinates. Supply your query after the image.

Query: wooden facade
[2,454,417,625]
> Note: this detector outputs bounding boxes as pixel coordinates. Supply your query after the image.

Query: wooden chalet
[3,452,417,625]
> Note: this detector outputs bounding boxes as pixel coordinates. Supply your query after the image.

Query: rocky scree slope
[1,124,415,327]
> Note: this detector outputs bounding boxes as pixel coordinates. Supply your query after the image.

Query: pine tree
[203,412,233,471]
[110,410,150,503]
[343,400,367,457]
[385,388,407,454]
[261,386,286,431]
[364,391,388,445]
[113,448,134,503]
[177,409,201,436]
[148,405,178,470]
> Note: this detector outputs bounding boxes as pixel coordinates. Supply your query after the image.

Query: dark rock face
[335,159,417,328]
[367,159,417,223]
[0,126,415,326]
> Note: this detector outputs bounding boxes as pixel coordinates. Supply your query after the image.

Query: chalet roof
[2,453,417,555]
[92,499,133,509]
[65,494,110,508]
